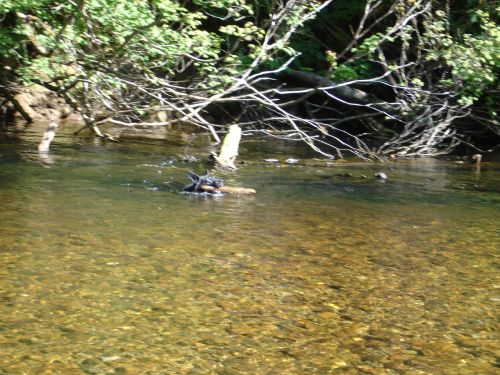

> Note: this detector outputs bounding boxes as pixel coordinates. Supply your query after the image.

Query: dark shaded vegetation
[1,0,498,159]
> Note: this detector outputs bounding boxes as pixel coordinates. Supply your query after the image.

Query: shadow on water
[0,122,499,374]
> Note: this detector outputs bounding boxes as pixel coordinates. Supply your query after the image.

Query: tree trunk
[280,70,397,115]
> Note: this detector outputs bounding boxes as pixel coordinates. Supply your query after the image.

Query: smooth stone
[374,172,388,180]
[101,355,122,362]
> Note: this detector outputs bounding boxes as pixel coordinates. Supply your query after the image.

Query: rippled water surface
[1,122,499,374]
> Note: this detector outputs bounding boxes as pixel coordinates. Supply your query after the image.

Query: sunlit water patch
[0,122,499,374]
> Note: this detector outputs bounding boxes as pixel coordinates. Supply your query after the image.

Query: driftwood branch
[213,124,242,169]
[38,121,58,152]
[201,185,256,195]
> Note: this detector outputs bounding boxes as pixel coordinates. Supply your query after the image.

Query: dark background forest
[1,0,498,159]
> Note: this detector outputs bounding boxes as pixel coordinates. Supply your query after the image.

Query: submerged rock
[374,172,388,180]
[101,355,122,363]
[182,170,224,193]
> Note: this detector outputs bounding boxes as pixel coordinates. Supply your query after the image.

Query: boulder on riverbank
[0,84,77,123]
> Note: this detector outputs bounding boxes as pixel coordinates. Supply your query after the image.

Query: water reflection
[0,122,499,374]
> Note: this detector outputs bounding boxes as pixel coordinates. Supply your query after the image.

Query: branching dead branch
[13,0,486,160]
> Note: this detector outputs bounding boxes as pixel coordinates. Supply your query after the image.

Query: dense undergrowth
[0,0,498,158]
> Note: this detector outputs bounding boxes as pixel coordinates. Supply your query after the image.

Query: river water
[0,122,498,374]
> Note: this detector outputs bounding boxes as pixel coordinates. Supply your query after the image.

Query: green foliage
[351,32,388,55]
[0,0,325,93]
[3,0,496,145]
[285,25,325,71]
[330,65,359,82]
[425,8,499,106]
[193,0,254,17]
[0,0,223,93]
[220,22,266,43]
[345,3,499,110]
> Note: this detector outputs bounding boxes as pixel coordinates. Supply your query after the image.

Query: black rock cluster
[182,171,224,193]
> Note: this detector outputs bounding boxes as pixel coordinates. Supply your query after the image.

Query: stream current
[0,122,499,374]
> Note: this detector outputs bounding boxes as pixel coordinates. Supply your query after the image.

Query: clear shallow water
[0,122,499,374]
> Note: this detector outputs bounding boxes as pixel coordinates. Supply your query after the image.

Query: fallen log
[200,184,256,195]
[279,69,398,115]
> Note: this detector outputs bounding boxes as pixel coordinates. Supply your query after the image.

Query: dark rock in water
[374,172,388,180]
[79,358,103,374]
[327,283,342,291]
[182,170,224,193]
